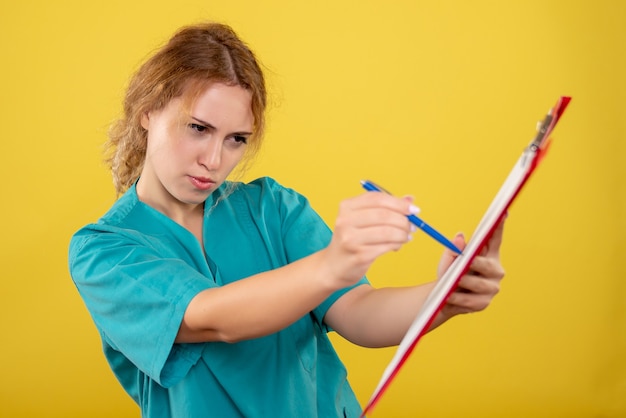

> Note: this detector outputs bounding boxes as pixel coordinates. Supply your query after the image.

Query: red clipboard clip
[530,96,571,165]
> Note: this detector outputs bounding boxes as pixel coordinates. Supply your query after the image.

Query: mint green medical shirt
[69,177,367,417]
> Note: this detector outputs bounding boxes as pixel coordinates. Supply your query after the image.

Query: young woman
[69,22,505,418]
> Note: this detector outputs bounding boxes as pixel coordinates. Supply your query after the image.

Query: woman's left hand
[328,216,506,346]
[437,218,506,318]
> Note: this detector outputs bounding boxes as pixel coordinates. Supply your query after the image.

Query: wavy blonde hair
[105,22,267,194]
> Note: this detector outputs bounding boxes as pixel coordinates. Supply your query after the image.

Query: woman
[69,22,505,418]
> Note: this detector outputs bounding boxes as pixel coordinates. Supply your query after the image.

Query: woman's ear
[140,112,150,130]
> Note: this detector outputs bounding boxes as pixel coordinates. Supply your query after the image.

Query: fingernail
[410,224,417,233]
[409,204,420,215]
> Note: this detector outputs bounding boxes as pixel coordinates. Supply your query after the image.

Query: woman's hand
[321,192,418,290]
[437,218,506,319]
[325,211,505,347]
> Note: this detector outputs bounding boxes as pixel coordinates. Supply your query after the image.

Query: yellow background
[1,1,624,417]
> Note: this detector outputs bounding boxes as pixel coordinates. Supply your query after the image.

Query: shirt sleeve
[68,226,214,387]
[256,178,370,328]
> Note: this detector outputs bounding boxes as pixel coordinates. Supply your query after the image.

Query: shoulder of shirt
[70,184,147,244]
[98,184,144,227]
[68,191,155,267]
[229,176,303,199]
[220,177,313,213]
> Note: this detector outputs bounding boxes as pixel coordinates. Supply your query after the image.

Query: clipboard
[361,96,572,417]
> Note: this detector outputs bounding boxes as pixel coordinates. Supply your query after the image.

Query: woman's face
[138,82,254,216]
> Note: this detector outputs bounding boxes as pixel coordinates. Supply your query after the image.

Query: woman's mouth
[188,176,215,191]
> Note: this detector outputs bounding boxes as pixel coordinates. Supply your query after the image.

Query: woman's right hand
[321,192,418,289]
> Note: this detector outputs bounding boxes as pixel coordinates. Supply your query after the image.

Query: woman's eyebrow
[191,116,216,129]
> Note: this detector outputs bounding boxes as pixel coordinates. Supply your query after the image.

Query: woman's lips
[188,176,215,191]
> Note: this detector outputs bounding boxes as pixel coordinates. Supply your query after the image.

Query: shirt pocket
[287,313,318,374]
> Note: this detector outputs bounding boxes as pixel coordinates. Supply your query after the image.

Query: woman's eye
[233,135,248,144]
[189,123,207,133]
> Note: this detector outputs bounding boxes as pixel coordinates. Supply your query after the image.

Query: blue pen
[360,180,463,254]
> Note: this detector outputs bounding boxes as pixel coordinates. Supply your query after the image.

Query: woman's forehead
[179,79,247,109]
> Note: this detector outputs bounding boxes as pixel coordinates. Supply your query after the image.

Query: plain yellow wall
[1,1,624,417]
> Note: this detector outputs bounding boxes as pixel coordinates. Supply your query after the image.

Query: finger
[349,192,420,216]
[356,225,415,246]
[445,291,493,313]
[445,233,467,259]
[481,215,506,257]
[338,207,414,230]
[468,256,505,280]
[456,275,501,296]
[332,220,414,249]
[452,232,467,253]
[437,232,466,278]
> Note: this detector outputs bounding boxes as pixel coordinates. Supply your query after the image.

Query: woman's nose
[199,139,222,170]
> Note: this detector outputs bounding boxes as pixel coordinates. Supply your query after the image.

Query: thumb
[437,232,466,278]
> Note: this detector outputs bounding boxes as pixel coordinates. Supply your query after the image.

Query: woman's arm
[324,221,505,348]
[176,191,417,344]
